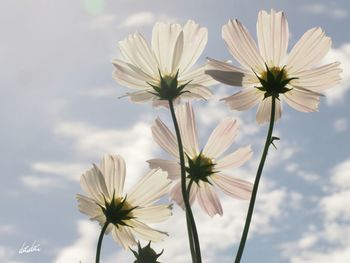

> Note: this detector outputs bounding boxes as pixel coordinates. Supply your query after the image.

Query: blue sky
[1,0,350,262]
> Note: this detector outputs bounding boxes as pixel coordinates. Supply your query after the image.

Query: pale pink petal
[182,84,213,100]
[80,165,109,203]
[176,103,199,157]
[256,97,282,124]
[129,220,168,242]
[112,59,153,90]
[147,159,180,180]
[112,225,137,249]
[211,173,252,199]
[152,118,179,158]
[170,180,198,209]
[76,194,102,219]
[152,22,183,75]
[287,27,332,74]
[203,118,239,158]
[223,88,264,111]
[132,205,172,223]
[215,145,253,170]
[179,20,208,74]
[196,181,223,217]
[257,10,289,66]
[100,154,126,197]
[290,62,342,92]
[282,89,320,112]
[127,90,156,103]
[180,64,217,87]
[128,169,171,207]
[222,19,265,72]
[118,33,159,76]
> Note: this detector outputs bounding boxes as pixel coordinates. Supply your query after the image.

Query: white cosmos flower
[76,154,172,249]
[206,9,342,124]
[113,20,216,105]
[148,103,253,217]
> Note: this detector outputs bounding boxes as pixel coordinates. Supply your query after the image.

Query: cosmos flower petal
[127,91,157,103]
[152,118,179,158]
[152,22,183,75]
[100,154,126,197]
[216,145,253,170]
[112,225,137,249]
[129,220,168,242]
[181,64,217,87]
[257,9,289,66]
[76,194,102,218]
[176,103,199,157]
[290,62,342,92]
[211,173,252,199]
[223,88,264,111]
[196,182,223,217]
[118,33,159,76]
[170,180,198,209]
[147,159,180,180]
[80,165,109,203]
[182,84,214,100]
[128,169,172,207]
[112,59,152,90]
[287,27,331,74]
[203,118,239,158]
[222,19,264,71]
[132,205,172,223]
[179,20,208,74]
[283,89,320,112]
[256,97,282,124]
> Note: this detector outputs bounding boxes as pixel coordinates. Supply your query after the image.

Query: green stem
[186,180,196,263]
[168,99,202,263]
[96,222,109,263]
[234,96,276,263]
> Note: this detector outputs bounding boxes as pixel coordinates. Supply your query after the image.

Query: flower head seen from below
[148,103,253,217]
[76,154,172,249]
[206,9,342,124]
[113,20,216,105]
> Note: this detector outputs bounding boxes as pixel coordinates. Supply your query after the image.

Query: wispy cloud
[280,158,350,262]
[324,44,350,105]
[302,3,348,19]
[333,118,348,133]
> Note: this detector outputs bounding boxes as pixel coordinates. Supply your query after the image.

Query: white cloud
[120,12,155,28]
[324,44,350,105]
[55,120,155,188]
[21,161,87,189]
[333,118,348,133]
[54,220,99,263]
[280,158,350,263]
[119,11,178,29]
[88,14,116,30]
[302,3,348,19]
[20,175,63,189]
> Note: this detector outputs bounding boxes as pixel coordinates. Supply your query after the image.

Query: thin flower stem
[168,99,202,263]
[96,222,109,263]
[187,179,196,263]
[234,96,276,263]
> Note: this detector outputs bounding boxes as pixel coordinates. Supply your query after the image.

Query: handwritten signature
[18,241,41,254]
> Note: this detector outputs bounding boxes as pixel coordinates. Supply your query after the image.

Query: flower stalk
[96,222,109,263]
[168,99,202,263]
[234,95,276,263]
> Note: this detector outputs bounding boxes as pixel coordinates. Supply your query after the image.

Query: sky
[0,0,350,262]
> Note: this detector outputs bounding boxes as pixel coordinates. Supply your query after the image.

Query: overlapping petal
[149,103,253,216]
[77,155,172,249]
[257,9,289,66]
[114,20,213,104]
[206,9,341,123]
